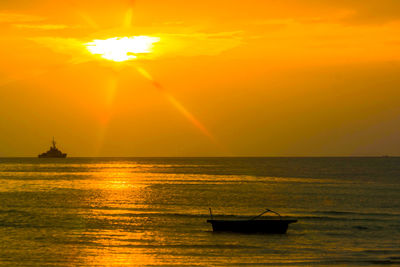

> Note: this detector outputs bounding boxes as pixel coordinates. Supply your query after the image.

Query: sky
[1,0,400,156]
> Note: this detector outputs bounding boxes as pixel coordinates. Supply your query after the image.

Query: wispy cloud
[325,0,400,24]
[14,24,73,30]
[29,31,244,62]
[246,1,400,26]
[0,12,44,23]
[29,37,90,63]
[153,31,244,58]
[0,11,82,30]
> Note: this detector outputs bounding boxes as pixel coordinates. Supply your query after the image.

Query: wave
[0,209,31,215]
[312,210,400,217]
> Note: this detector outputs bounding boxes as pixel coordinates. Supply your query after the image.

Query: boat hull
[38,153,67,158]
[207,219,297,234]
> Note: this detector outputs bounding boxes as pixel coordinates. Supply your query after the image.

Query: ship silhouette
[38,138,67,158]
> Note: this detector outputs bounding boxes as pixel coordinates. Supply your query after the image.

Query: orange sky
[1,0,400,156]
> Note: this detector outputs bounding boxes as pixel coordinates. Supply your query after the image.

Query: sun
[84,36,160,62]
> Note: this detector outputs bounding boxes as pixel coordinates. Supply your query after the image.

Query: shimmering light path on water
[0,157,399,266]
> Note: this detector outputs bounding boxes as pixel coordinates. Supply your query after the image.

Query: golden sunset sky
[1,0,400,156]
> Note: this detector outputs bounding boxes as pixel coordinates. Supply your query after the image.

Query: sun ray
[83,37,226,151]
[164,93,218,143]
[68,1,100,29]
[93,74,119,156]
[77,11,100,29]
[134,66,221,146]
[124,8,133,29]
[124,1,135,29]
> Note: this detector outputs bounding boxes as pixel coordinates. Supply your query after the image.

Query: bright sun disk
[84,36,160,62]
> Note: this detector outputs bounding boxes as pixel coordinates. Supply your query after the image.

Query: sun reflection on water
[77,164,161,266]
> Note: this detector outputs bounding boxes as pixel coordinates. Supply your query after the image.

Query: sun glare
[84,36,160,62]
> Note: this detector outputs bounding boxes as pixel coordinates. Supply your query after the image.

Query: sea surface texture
[0,157,399,266]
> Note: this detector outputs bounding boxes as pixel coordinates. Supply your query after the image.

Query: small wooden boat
[207,209,297,234]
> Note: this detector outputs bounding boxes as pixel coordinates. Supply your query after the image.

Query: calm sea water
[0,157,399,266]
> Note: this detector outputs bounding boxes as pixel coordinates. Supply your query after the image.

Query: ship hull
[38,154,67,158]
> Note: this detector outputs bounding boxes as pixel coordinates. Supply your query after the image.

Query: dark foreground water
[0,157,399,266]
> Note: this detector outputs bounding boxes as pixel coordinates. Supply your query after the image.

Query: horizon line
[0,155,398,159]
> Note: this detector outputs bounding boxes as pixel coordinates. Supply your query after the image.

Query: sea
[0,157,399,266]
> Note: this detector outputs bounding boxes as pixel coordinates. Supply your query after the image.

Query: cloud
[285,0,400,25]
[29,31,244,63]
[0,11,83,30]
[322,0,400,24]
[153,31,244,58]
[14,24,72,30]
[0,12,44,23]
[29,37,91,63]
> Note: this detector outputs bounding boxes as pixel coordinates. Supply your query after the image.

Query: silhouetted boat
[38,138,67,158]
[207,209,297,234]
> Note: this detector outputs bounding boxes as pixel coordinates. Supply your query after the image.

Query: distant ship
[38,138,67,158]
